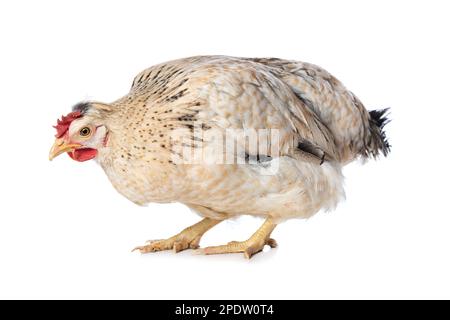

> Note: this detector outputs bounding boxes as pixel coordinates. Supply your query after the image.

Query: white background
[0,0,449,299]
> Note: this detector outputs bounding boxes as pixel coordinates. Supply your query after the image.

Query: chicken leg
[196,217,277,259]
[132,217,222,253]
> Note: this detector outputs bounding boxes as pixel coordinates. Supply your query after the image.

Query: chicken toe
[132,217,222,254]
[196,217,277,259]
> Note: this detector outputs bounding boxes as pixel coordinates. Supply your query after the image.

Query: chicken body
[51,56,389,258]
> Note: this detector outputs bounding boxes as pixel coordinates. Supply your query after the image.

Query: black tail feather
[368,108,391,157]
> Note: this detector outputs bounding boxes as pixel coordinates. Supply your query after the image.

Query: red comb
[53,111,82,138]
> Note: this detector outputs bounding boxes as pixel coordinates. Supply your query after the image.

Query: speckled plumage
[52,55,390,257]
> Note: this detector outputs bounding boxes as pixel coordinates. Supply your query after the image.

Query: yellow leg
[196,217,277,259]
[132,218,222,253]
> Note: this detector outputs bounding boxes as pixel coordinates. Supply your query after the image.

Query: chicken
[49,56,390,258]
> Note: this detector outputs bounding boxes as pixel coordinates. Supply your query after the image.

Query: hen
[49,56,390,258]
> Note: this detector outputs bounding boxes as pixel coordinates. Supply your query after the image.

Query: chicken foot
[132,217,222,253]
[196,217,277,259]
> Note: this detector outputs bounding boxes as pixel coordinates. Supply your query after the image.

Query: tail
[367,108,391,157]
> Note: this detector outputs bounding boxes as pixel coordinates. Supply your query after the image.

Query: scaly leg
[132,218,222,253]
[196,217,277,259]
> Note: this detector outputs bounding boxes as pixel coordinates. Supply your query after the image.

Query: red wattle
[67,148,98,162]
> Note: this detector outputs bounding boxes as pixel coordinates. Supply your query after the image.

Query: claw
[190,236,201,249]
[267,238,278,248]
[244,249,253,259]
[132,246,148,253]
[173,240,186,253]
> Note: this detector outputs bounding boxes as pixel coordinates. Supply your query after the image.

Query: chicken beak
[49,138,82,161]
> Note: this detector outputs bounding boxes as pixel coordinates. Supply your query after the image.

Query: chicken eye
[79,127,91,137]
